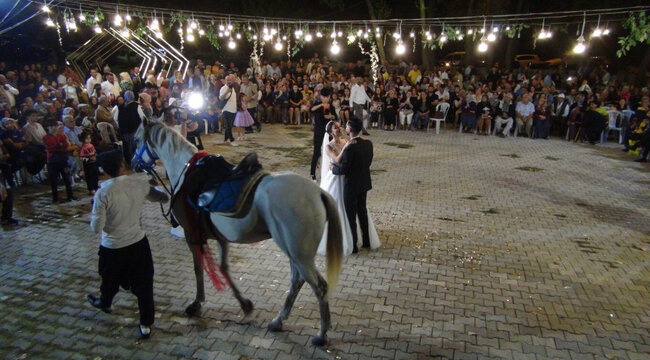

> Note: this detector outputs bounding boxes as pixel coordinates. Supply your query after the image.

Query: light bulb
[199,29,205,36]
[505,26,511,31]
[274,41,283,51]
[186,33,195,42]
[478,41,488,52]
[538,31,546,39]
[263,34,271,41]
[155,31,163,39]
[263,27,268,33]
[456,29,460,35]
[190,21,197,29]
[125,14,132,22]
[219,24,225,31]
[282,35,287,40]
[42,5,50,13]
[592,28,602,37]
[357,29,363,36]
[546,31,553,38]
[395,42,406,55]
[348,35,356,42]
[467,29,473,35]
[316,31,323,37]
[271,28,277,35]
[337,31,342,37]
[94,25,102,34]
[248,25,252,30]
[487,33,496,42]
[70,22,77,31]
[224,30,230,36]
[573,36,586,54]
[219,32,224,37]
[304,33,313,42]
[45,18,55,27]
[150,19,159,31]
[252,34,258,40]
[480,28,486,33]
[392,32,400,39]
[79,13,86,22]
[114,14,123,26]
[121,29,130,38]
[228,39,236,49]
[363,32,368,39]
[375,27,380,33]
[426,34,433,41]
[227,24,233,30]
[409,32,415,38]
[295,29,301,37]
[458,35,464,40]
[330,31,336,38]
[330,41,340,55]
[177,27,183,34]
[493,27,499,32]
[603,28,610,35]
[235,33,241,39]
[440,33,447,42]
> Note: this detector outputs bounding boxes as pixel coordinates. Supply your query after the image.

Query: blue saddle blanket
[197,175,252,213]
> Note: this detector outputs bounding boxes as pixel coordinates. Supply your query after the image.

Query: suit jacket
[332,137,373,192]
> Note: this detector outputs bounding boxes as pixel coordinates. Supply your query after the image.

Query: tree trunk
[364,0,387,64]
[419,0,432,67]
[504,0,526,70]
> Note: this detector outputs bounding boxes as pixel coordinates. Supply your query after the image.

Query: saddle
[184,153,267,218]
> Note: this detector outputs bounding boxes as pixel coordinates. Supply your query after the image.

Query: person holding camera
[218,74,239,146]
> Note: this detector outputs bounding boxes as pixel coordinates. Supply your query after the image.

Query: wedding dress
[317,134,381,256]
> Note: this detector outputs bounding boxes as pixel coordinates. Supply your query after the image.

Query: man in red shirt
[43,120,76,203]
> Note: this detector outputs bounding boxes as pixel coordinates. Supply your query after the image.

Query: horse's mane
[146,122,198,157]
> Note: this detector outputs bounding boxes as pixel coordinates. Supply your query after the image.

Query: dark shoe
[352,247,359,254]
[362,245,371,249]
[310,174,316,181]
[634,158,648,162]
[139,325,151,339]
[1,218,19,225]
[245,130,254,134]
[362,130,370,136]
[621,148,629,152]
[87,294,112,313]
[67,196,79,202]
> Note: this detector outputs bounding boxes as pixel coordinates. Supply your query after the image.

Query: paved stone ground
[1,124,648,360]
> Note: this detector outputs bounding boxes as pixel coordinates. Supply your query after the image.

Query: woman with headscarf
[119,72,133,93]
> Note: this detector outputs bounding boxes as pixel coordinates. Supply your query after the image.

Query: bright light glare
[188,92,204,110]
[395,42,406,55]
[478,41,488,52]
[330,41,340,54]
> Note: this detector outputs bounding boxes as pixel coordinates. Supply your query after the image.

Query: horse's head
[131,115,163,172]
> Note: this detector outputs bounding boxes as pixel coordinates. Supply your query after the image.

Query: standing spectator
[219,74,239,146]
[350,77,372,134]
[21,109,47,147]
[240,76,260,132]
[79,131,99,194]
[85,68,102,95]
[43,120,76,203]
[115,91,145,165]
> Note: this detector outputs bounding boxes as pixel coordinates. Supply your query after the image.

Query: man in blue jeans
[219,74,239,146]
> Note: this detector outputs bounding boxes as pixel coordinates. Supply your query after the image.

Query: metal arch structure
[66,27,188,81]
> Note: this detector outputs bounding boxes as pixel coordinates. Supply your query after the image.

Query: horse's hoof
[267,318,283,332]
[241,299,254,316]
[185,301,202,317]
[311,335,327,347]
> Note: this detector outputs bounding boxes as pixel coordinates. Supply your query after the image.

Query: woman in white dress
[317,120,381,256]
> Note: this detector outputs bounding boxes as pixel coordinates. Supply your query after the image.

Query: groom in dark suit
[332,118,373,253]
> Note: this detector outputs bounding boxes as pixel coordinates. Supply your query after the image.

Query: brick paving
[1,124,648,360]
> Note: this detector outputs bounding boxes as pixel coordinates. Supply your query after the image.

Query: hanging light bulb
[592,28,602,37]
[492,26,499,33]
[295,29,302,37]
[94,25,102,34]
[263,33,271,41]
[505,26,511,31]
[224,30,230,36]
[330,31,336,38]
[45,17,55,27]
[357,29,363,36]
[155,31,163,39]
[121,28,130,38]
[546,29,553,38]
[440,32,447,42]
[316,31,323,38]
[42,3,50,13]
[603,28,610,35]
[375,27,380,33]
[150,18,160,31]
[190,21,198,30]
[487,32,496,42]
[467,28,474,35]
[227,38,236,49]
[248,25,252,30]
[235,33,241,39]
[252,34,258,40]
[304,33,313,42]
[330,40,340,55]
[409,31,415,38]
[337,31,342,37]
[186,33,195,42]
[69,21,77,31]
[177,27,183,34]
[282,35,287,40]
[262,26,268,33]
[94,15,99,22]
[348,34,356,42]
[114,14,123,27]
[199,29,205,36]
[274,40,283,51]
[480,28,486,33]
[458,34,464,40]
[79,13,86,22]
[271,28,277,35]
[125,12,132,22]
[538,30,546,39]
[478,34,488,52]
[392,31,400,39]
[573,35,586,54]
[363,32,369,39]
[227,24,233,30]
[426,34,433,41]
[219,32,225,38]
[395,41,406,55]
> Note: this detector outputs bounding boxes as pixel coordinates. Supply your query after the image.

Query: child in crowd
[233,92,254,141]
[79,131,99,195]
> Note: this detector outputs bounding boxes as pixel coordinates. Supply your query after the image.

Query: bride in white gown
[317,120,381,256]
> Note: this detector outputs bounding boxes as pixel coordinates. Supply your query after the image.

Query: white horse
[131,117,343,346]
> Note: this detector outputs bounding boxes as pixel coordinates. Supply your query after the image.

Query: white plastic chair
[428,102,450,134]
[601,110,623,144]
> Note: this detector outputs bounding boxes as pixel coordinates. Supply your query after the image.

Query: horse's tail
[321,191,343,298]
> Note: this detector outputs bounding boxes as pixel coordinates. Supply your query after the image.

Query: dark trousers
[245,108,259,132]
[1,187,13,221]
[344,188,370,250]
[187,131,204,150]
[83,161,99,192]
[310,129,325,178]
[222,111,235,142]
[47,160,73,201]
[121,132,136,168]
[98,237,155,326]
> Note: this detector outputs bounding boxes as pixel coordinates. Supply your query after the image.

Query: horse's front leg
[185,241,205,317]
[218,240,254,315]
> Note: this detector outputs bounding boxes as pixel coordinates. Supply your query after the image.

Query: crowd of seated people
[0,53,648,224]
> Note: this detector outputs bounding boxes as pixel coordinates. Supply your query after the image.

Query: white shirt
[101,80,119,98]
[219,84,238,113]
[516,101,535,117]
[0,84,19,107]
[350,83,371,106]
[86,74,101,93]
[90,174,153,249]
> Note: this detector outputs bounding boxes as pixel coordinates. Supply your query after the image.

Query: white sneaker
[230,141,239,147]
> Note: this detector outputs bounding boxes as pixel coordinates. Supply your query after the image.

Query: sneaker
[87,294,112,313]
[230,141,239,147]
[139,325,151,339]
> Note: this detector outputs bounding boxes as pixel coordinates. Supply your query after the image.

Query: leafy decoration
[617,11,650,58]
